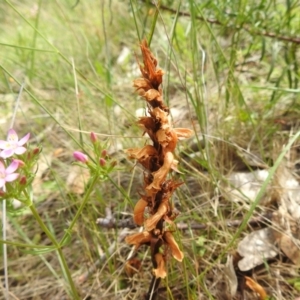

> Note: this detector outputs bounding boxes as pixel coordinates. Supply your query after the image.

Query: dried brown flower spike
[125,40,193,298]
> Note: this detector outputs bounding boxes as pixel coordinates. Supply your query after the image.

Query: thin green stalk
[59,174,99,246]
[147,0,160,46]
[108,175,134,207]
[71,57,83,146]
[129,0,141,42]
[8,216,59,280]
[28,202,60,247]
[29,203,80,300]
[0,238,56,249]
[0,42,56,52]
[165,1,181,107]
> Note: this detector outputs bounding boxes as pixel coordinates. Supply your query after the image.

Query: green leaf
[21,246,57,255]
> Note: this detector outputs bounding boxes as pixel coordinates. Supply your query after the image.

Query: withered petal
[137,117,156,130]
[167,130,178,152]
[139,40,163,89]
[133,78,151,91]
[133,198,148,226]
[146,152,174,190]
[156,129,168,146]
[155,128,178,154]
[152,107,169,124]
[153,253,167,278]
[164,231,184,262]
[126,145,158,170]
[144,89,161,102]
[174,128,194,139]
[125,145,158,160]
[125,231,151,246]
[144,202,168,231]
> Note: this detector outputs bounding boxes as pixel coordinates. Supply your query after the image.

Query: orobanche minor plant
[125,40,193,299]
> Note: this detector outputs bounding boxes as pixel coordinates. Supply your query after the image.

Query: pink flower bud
[19,176,27,185]
[99,158,106,167]
[0,189,6,197]
[101,149,107,157]
[90,132,97,144]
[73,151,88,163]
[28,147,40,159]
[33,147,40,155]
[14,159,25,168]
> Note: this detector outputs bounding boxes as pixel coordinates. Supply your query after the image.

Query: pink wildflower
[0,160,19,189]
[73,151,88,163]
[0,129,30,159]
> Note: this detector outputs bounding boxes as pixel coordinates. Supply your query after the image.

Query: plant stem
[29,202,80,299]
[145,276,161,300]
[59,174,99,246]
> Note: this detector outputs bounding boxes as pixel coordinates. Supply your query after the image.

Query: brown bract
[146,152,174,191]
[125,40,193,280]
[144,202,169,231]
[133,198,148,226]
[163,231,184,262]
[139,40,163,90]
[153,253,167,278]
[125,231,151,248]
[174,128,194,139]
[125,145,158,170]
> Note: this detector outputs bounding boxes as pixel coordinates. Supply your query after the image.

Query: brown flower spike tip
[125,40,193,296]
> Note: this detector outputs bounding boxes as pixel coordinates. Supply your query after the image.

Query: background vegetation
[0,0,299,299]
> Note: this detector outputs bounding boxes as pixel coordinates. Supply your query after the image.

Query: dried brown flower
[153,253,167,278]
[163,231,184,262]
[125,40,193,292]
[125,231,151,247]
[146,152,174,191]
[144,202,169,231]
[133,198,148,226]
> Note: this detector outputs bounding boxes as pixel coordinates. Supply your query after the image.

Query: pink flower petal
[7,129,18,142]
[0,179,5,189]
[6,160,19,174]
[18,133,30,146]
[5,173,19,182]
[0,161,5,172]
[0,148,14,159]
[73,151,88,163]
[14,147,27,155]
[13,159,25,167]
[0,140,8,149]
